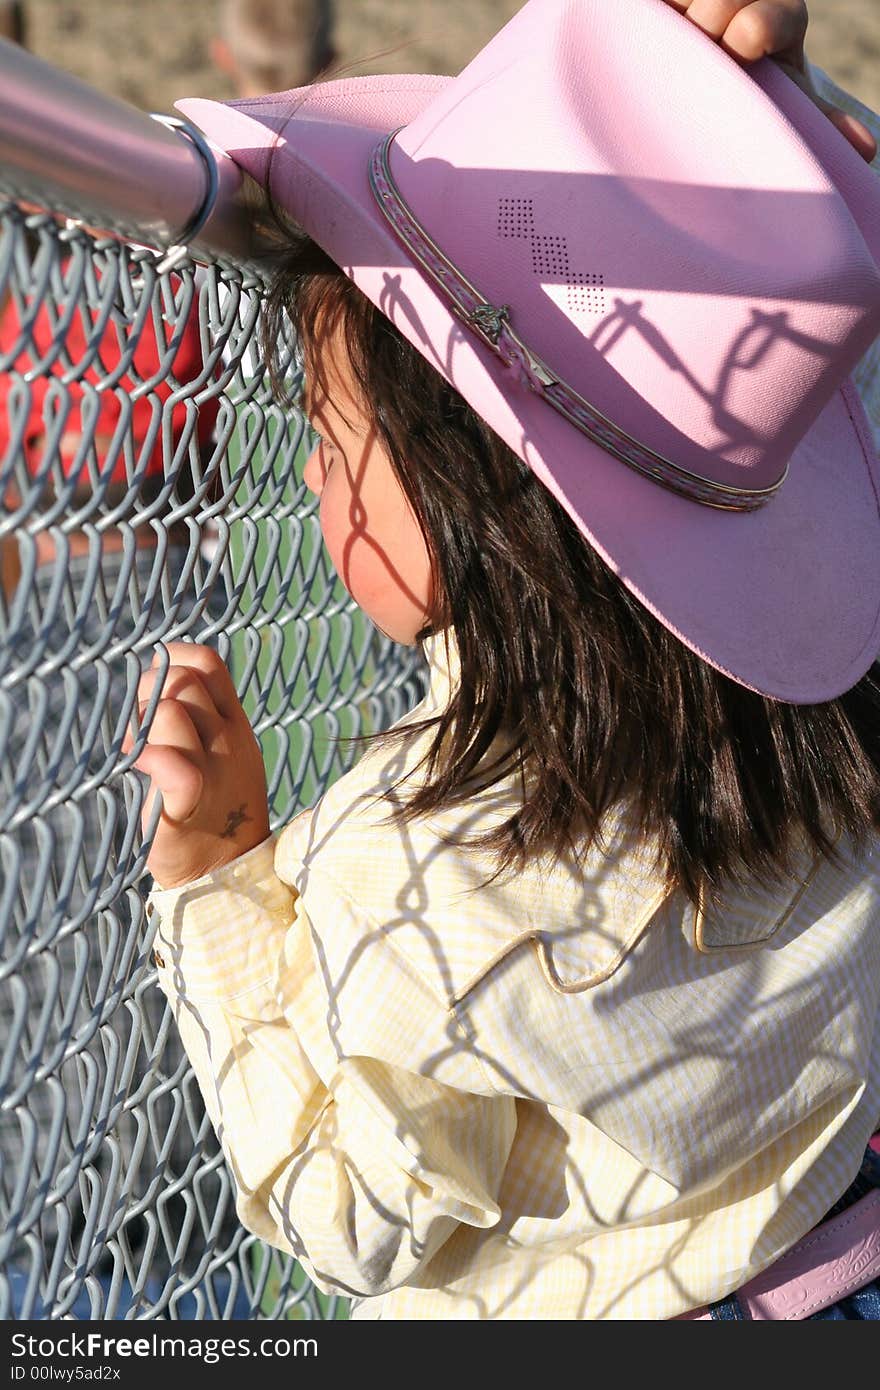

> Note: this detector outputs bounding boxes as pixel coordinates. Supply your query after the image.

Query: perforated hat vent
[497,197,606,315]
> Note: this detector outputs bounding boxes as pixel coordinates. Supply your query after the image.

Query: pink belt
[679,1189,880,1320]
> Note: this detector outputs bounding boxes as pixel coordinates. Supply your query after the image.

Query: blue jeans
[709,1139,880,1320]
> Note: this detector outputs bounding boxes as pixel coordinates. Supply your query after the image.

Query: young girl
[131,0,880,1318]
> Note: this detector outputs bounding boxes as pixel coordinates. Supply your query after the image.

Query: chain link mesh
[0,203,427,1320]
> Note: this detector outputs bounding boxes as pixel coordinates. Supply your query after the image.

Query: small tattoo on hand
[221,804,251,839]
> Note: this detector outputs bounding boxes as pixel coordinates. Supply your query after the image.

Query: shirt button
[151,948,166,969]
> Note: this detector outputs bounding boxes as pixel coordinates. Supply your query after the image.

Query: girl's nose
[302,444,326,496]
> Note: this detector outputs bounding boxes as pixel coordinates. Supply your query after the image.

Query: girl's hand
[123,642,271,889]
[666,1,877,162]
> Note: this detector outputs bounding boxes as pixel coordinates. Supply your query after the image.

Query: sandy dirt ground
[15,0,880,116]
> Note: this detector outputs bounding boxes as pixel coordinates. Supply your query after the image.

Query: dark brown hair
[262,229,880,905]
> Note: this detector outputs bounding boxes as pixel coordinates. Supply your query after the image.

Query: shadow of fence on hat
[352,161,880,485]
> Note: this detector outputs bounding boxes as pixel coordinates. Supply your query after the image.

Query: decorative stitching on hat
[497,199,606,316]
[369,131,786,512]
[530,233,568,278]
[570,270,606,316]
[497,197,534,240]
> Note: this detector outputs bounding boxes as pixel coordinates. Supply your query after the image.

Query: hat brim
[178,72,880,704]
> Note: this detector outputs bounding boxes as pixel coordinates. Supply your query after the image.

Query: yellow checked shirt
[148,70,880,1320]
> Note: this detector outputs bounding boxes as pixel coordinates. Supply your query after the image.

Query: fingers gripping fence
[0,45,427,1320]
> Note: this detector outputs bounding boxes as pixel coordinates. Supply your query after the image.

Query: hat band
[368,131,787,512]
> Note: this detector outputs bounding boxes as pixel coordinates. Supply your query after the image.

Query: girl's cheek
[320,483,432,645]
[302,443,328,496]
[344,546,432,646]
[318,485,348,575]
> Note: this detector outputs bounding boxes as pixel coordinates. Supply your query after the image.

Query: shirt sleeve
[146,838,516,1300]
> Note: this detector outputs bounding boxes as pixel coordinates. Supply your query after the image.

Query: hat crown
[176,0,880,701]
[390,0,880,494]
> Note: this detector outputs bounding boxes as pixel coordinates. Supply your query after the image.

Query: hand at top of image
[667,0,877,160]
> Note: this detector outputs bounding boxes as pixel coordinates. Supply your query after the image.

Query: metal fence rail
[0,40,426,1320]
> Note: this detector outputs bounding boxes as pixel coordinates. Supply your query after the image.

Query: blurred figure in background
[211,0,336,97]
[0,0,25,45]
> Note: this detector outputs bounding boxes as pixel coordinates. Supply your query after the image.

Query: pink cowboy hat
[177,0,880,702]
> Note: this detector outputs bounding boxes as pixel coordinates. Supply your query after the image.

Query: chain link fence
[0,187,426,1319]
